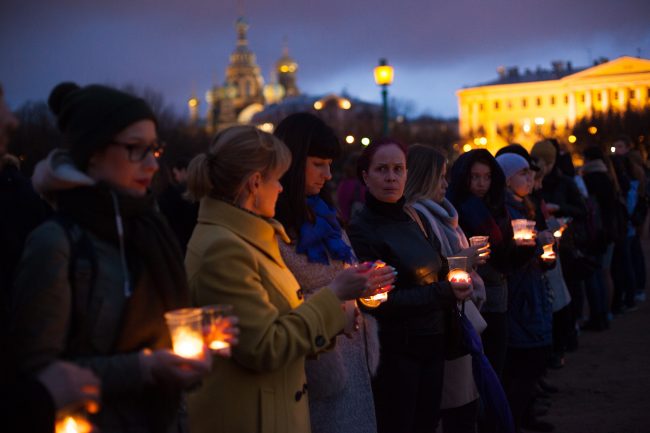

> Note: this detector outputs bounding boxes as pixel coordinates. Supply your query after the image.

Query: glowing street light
[361,137,371,146]
[374,58,394,137]
[588,126,598,135]
[568,135,577,143]
[345,135,355,144]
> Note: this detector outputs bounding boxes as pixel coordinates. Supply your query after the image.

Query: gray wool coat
[279,240,380,433]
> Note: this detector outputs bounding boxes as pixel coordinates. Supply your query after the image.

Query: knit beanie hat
[48,82,157,170]
[496,153,529,180]
[531,140,557,169]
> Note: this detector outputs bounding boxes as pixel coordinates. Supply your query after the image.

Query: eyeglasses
[111,139,166,162]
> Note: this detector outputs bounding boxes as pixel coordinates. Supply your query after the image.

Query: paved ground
[541,239,650,433]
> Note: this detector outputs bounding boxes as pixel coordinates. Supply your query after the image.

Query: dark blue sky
[2,0,649,119]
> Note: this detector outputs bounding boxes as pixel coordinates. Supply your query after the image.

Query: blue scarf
[296,195,355,265]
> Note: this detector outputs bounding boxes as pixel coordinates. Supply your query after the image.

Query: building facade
[190,17,301,133]
[457,56,650,154]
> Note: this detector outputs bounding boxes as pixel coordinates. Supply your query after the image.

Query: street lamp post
[374,58,394,137]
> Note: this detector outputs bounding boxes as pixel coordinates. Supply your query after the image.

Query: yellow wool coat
[185,198,346,433]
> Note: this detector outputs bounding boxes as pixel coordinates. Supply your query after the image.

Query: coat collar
[198,197,291,267]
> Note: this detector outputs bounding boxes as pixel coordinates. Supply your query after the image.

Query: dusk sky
[2,0,649,119]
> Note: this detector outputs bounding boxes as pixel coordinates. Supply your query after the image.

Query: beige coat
[185,198,346,433]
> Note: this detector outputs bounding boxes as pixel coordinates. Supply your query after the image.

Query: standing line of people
[3,79,648,433]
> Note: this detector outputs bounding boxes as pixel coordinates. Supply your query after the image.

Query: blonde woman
[184,126,392,433]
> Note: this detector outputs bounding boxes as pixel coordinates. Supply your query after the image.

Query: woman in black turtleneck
[347,140,473,433]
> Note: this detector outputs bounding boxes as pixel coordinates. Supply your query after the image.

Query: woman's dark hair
[273,112,341,240]
[356,139,408,183]
[448,148,507,218]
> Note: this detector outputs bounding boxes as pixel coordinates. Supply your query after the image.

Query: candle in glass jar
[448,269,471,283]
[512,219,536,242]
[171,327,204,359]
[359,261,390,308]
[165,308,205,360]
[202,304,233,356]
[55,415,92,433]
[541,244,556,261]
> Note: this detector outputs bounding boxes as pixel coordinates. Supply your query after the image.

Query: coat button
[315,335,326,347]
[295,390,302,401]
[296,288,304,300]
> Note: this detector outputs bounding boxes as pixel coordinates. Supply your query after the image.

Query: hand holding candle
[165,308,205,360]
[447,256,473,300]
[202,304,239,357]
[469,235,491,264]
[358,260,395,308]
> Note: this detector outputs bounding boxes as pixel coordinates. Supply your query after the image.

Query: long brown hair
[404,144,447,204]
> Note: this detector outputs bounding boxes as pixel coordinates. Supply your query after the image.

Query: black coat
[348,194,454,336]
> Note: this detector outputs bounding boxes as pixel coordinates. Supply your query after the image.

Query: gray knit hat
[496,153,529,180]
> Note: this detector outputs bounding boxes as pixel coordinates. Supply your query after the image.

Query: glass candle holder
[55,410,92,433]
[359,261,390,308]
[447,256,470,283]
[541,244,556,261]
[512,219,536,243]
[164,308,204,360]
[469,235,490,257]
[202,304,233,356]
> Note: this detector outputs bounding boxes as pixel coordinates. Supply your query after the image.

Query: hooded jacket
[447,150,515,313]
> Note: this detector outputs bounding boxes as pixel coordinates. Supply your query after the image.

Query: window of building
[494,101,500,110]
[507,100,513,109]
[564,95,569,104]
[536,97,542,107]
[580,93,586,103]
[629,89,636,100]
[479,103,484,112]
[550,96,556,106]
[522,98,527,108]
[597,92,602,102]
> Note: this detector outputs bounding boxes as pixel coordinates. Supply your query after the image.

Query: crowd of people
[1,82,648,433]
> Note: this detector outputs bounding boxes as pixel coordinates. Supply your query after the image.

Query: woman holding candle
[447,149,514,383]
[273,113,392,433]
[348,140,472,433]
[495,152,555,433]
[404,144,488,433]
[8,82,212,433]
[184,125,391,433]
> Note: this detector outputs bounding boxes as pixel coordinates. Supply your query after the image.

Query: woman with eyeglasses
[8,82,213,433]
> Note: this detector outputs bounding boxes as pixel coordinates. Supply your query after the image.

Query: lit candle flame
[448,269,471,283]
[172,328,204,359]
[55,416,92,433]
[541,244,556,261]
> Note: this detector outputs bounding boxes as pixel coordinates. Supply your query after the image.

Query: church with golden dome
[188,17,300,133]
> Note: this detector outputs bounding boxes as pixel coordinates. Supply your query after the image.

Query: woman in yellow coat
[184,126,394,433]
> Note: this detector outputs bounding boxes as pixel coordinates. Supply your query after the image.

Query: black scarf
[57,184,189,352]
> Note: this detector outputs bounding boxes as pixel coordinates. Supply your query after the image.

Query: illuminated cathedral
[187,17,300,133]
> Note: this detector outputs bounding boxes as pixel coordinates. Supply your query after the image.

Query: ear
[246,171,262,193]
[361,170,369,185]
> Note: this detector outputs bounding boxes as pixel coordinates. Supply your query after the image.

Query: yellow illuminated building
[457,56,650,154]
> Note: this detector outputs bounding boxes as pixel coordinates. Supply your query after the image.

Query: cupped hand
[450,280,473,301]
[36,360,101,412]
[141,347,212,389]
